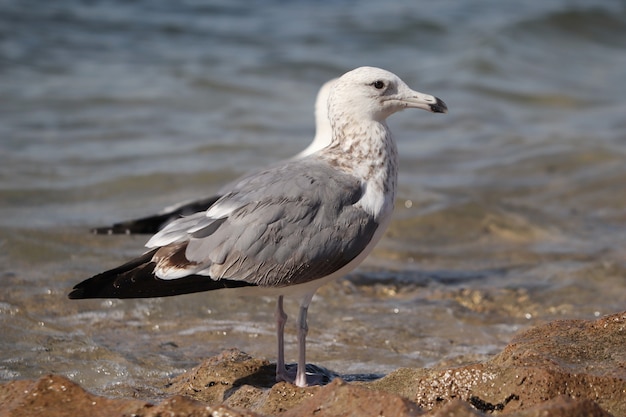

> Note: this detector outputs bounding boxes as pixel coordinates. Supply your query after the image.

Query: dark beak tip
[430,97,448,114]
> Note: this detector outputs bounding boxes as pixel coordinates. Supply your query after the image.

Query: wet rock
[0,374,146,417]
[166,348,276,404]
[255,382,319,415]
[369,311,626,416]
[502,395,612,417]
[141,395,264,417]
[424,396,612,417]
[0,374,262,417]
[282,378,422,417]
[166,348,320,414]
[1,311,625,416]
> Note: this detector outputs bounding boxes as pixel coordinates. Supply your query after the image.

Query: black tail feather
[90,213,178,235]
[68,249,254,299]
[91,195,221,235]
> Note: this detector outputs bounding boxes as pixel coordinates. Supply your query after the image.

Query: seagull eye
[372,80,385,90]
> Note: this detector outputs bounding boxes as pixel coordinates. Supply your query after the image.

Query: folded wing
[70,159,379,299]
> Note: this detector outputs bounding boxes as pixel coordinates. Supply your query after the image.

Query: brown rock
[421,395,612,417]
[2,312,626,417]
[166,348,275,404]
[222,383,270,412]
[508,395,612,417]
[425,399,485,417]
[0,375,263,417]
[282,378,422,417]
[166,348,319,414]
[494,311,626,378]
[369,311,626,416]
[473,311,626,415]
[141,395,264,417]
[0,374,146,417]
[256,382,319,415]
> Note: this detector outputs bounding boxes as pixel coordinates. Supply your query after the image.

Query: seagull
[69,67,447,387]
[91,78,338,235]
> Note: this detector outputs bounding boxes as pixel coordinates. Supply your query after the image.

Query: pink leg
[295,292,314,387]
[275,295,289,382]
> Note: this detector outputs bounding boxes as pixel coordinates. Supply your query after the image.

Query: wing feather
[151,159,379,287]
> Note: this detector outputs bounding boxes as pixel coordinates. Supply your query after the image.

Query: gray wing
[147,159,379,287]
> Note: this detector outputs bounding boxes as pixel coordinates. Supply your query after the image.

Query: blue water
[1,0,625,400]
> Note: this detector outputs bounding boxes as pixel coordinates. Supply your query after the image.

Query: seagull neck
[325,118,398,218]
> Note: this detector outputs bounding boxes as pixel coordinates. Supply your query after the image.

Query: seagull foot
[276,363,333,387]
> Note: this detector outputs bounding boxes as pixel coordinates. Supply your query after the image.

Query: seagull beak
[402,90,448,114]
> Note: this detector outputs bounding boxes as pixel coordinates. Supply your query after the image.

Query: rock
[141,395,264,417]
[166,348,320,414]
[282,378,422,417]
[368,311,626,416]
[426,399,489,417]
[255,382,319,416]
[1,311,625,416]
[0,374,263,417]
[424,396,612,417]
[504,395,612,417]
[166,348,277,404]
[0,374,146,417]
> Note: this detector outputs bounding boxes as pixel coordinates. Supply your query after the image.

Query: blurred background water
[1,0,625,400]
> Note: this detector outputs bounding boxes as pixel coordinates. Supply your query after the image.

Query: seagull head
[328,66,447,123]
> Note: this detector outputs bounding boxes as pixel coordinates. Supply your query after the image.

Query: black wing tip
[67,287,85,299]
[90,196,223,236]
[90,226,127,235]
[90,215,172,235]
[68,268,258,300]
[67,277,116,299]
[90,224,152,235]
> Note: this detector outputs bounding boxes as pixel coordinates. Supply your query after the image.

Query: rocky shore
[1,311,624,417]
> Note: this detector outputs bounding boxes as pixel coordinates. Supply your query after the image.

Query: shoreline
[1,310,624,416]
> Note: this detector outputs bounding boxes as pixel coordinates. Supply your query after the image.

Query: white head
[328,66,447,125]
